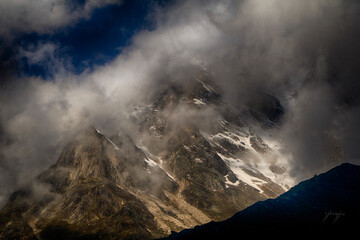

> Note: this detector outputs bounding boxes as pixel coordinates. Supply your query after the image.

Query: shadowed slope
[164,163,360,239]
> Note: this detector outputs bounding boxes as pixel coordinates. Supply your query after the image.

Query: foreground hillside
[163,163,360,239]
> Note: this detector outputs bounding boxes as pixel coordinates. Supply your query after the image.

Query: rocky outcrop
[0,70,291,239]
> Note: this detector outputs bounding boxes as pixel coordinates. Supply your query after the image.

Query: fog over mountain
[0,0,360,208]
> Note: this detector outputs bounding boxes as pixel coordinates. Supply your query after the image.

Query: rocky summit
[0,70,293,239]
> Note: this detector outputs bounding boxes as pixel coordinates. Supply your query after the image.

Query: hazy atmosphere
[1,0,360,208]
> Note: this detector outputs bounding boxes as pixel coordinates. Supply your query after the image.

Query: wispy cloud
[0,0,121,38]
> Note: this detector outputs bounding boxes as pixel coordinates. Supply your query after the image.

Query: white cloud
[18,42,58,65]
[16,41,73,76]
[0,0,121,37]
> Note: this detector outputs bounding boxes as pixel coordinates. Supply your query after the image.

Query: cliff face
[0,71,292,239]
[0,127,174,239]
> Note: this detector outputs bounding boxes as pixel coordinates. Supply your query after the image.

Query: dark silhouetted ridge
[163,163,360,239]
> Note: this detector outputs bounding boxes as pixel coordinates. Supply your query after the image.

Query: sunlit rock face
[0,70,293,239]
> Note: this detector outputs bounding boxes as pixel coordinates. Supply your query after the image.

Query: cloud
[0,0,121,38]
[17,41,72,77]
[0,0,360,205]
[18,42,59,65]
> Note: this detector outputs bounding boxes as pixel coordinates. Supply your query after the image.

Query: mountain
[0,70,294,239]
[0,127,171,240]
[162,163,360,239]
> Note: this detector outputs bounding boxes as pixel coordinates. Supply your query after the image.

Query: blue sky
[1,0,172,79]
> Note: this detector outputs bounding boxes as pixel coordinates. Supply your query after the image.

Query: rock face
[0,70,293,239]
[163,163,360,239]
[0,127,174,240]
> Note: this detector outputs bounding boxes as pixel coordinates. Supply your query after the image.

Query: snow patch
[105,136,120,150]
[207,128,295,190]
[210,131,252,150]
[193,98,206,105]
[224,174,240,188]
[144,157,158,167]
[95,128,119,150]
[183,145,191,151]
[138,145,176,181]
[164,169,176,181]
[218,153,266,194]
[193,75,214,92]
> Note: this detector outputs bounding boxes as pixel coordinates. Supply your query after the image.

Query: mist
[1,0,360,206]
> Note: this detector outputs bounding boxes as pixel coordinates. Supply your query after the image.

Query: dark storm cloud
[1,0,360,205]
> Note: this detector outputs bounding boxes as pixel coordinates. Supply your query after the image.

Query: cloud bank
[1,0,360,205]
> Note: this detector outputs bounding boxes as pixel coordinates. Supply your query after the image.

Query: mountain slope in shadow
[163,163,360,239]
